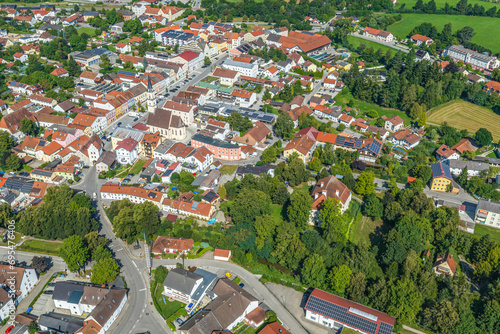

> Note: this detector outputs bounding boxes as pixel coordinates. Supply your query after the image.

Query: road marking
[116,248,123,251]
[139,288,146,291]
[132,261,138,268]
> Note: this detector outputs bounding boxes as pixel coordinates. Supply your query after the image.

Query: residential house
[232,121,270,146]
[363,27,394,42]
[115,138,139,165]
[95,151,116,173]
[430,252,458,277]
[475,198,500,228]
[283,135,316,163]
[191,134,241,161]
[100,183,163,207]
[311,175,351,223]
[384,115,404,132]
[430,162,456,193]
[448,159,489,176]
[435,144,460,161]
[411,34,433,46]
[151,236,194,255]
[452,138,477,155]
[212,68,240,87]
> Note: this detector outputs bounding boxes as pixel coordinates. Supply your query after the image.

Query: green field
[335,89,411,125]
[387,14,500,52]
[396,0,500,10]
[19,239,62,255]
[77,27,98,37]
[219,165,238,174]
[130,159,147,175]
[475,223,500,243]
[427,100,500,140]
[347,35,400,53]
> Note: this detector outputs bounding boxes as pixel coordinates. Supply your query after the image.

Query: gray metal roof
[448,159,489,172]
[53,282,84,302]
[37,312,83,334]
[191,268,218,302]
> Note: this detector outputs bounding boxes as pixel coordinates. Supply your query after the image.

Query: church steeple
[146,76,156,113]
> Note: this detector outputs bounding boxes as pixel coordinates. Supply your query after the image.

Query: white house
[222,59,258,77]
[384,115,404,132]
[448,159,490,176]
[0,264,37,321]
[115,138,139,165]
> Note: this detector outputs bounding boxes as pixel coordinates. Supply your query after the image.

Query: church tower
[147,76,156,113]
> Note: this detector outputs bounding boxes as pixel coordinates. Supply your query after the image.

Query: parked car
[123,178,131,183]
[82,166,90,169]
[19,172,29,177]
[43,290,53,295]
[127,173,134,177]
[5,325,14,334]
[117,122,122,126]
[133,118,138,122]
[239,283,245,288]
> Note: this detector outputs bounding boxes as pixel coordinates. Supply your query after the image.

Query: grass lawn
[0,232,22,246]
[22,165,33,172]
[130,159,147,175]
[19,239,62,255]
[347,35,400,53]
[219,164,238,175]
[488,151,498,159]
[427,100,500,140]
[154,285,186,319]
[116,167,131,179]
[232,322,257,334]
[396,0,499,10]
[335,89,411,124]
[386,14,500,53]
[77,27,97,37]
[270,204,283,223]
[349,216,384,246]
[475,223,500,243]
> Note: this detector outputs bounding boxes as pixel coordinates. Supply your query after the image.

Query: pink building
[191,134,241,161]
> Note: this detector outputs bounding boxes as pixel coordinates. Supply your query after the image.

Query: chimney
[314,193,318,199]
[322,190,327,197]
[320,182,324,187]
[335,189,339,197]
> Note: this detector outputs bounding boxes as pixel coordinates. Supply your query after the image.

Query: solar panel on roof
[379,322,394,334]
[306,296,379,334]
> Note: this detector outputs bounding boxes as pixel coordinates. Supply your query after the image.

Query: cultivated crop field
[427,100,500,140]
[387,14,500,53]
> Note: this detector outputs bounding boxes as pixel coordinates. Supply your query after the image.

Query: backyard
[427,100,500,140]
[474,223,500,243]
[77,27,98,37]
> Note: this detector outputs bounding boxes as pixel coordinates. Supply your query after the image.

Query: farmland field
[427,100,500,140]
[396,0,500,10]
[386,14,500,53]
[346,35,400,53]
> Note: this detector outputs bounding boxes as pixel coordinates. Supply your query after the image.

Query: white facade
[116,145,139,165]
[444,45,499,70]
[222,60,258,77]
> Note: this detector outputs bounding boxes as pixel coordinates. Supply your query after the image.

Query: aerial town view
[1,0,500,333]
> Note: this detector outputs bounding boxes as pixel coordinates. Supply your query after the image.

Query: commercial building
[443,45,499,71]
[191,134,241,161]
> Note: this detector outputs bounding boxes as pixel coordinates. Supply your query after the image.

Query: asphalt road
[156,258,309,334]
[351,32,411,53]
[72,167,169,334]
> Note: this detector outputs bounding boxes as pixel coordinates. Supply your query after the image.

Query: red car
[5,326,14,334]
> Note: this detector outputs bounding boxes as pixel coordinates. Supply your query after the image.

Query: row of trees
[406,0,500,20]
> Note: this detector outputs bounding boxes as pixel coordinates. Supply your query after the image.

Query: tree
[217,184,226,200]
[457,26,475,44]
[273,112,294,139]
[230,191,271,225]
[124,60,134,69]
[301,254,327,287]
[321,198,347,243]
[28,322,39,334]
[142,56,148,71]
[475,128,493,147]
[92,245,112,261]
[457,166,468,186]
[387,278,423,323]
[91,258,120,284]
[99,54,111,70]
[60,235,89,272]
[254,215,277,250]
[363,193,383,220]
[355,172,375,195]
[423,300,460,334]
[31,256,48,274]
[6,154,20,171]
[328,265,352,294]
[66,56,80,76]
[204,56,211,66]
[20,119,39,136]
[287,191,312,230]
[272,182,290,205]
[346,272,367,303]
[418,112,427,127]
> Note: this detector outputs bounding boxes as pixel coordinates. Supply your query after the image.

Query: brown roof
[151,236,194,254]
[452,138,477,154]
[434,253,458,275]
[387,115,403,126]
[80,70,99,80]
[259,322,291,334]
[213,248,231,258]
[288,105,313,121]
[242,121,270,143]
[146,108,185,130]
[283,134,315,156]
[100,184,162,202]
[0,108,36,133]
[311,175,351,208]
[213,67,238,79]
[15,314,38,326]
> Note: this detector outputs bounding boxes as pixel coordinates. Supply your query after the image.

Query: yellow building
[283,135,316,164]
[430,162,455,192]
[210,38,227,53]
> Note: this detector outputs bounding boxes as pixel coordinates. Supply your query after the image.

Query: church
[145,77,187,140]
